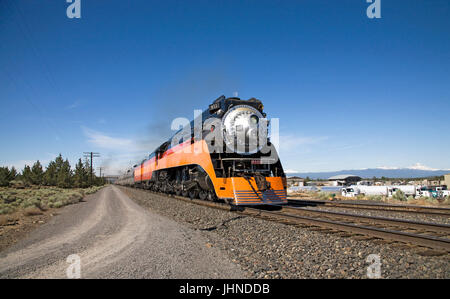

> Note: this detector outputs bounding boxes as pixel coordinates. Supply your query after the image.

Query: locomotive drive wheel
[188,189,199,199]
[199,190,207,201]
[175,188,182,196]
[207,191,217,202]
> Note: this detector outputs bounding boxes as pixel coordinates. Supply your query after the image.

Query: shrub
[0,184,102,214]
[367,195,383,201]
[407,196,416,203]
[354,194,365,200]
[84,186,103,195]
[23,207,43,216]
[0,205,15,215]
[9,180,26,189]
[52,201,64,208]
[66,191,83,204]
[391,189,406,201]
[317,192,331,200]
[425,196,438,204]
[2,193,17,203]
[20,197,41,209]
[444,196,450,205]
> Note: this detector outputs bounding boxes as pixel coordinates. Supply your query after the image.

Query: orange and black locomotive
[116,95,287,205]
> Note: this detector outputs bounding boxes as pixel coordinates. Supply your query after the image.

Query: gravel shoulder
[120,186,450,279]
[0,186,244,278]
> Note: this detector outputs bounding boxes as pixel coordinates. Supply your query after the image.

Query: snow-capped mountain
[287,163,450,179]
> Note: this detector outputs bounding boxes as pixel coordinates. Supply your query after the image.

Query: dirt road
[0,186,244,278]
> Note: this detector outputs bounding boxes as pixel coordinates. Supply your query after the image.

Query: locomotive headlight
[221,105,267,154]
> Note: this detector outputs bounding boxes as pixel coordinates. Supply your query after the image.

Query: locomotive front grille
[233,189,287,205]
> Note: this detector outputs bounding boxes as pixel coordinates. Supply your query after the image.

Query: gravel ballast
[119,186,450,279]
[299,206,450,225]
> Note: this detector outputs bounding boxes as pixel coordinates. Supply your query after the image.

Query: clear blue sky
[1,0,449,174]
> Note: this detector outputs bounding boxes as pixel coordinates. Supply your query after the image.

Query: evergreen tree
[22,165,33,184]
[1,154,105,189]
[0,167,9,187]
[9,167,17,181]
[54,154,64,172]
[73,158,88,188]
[44,154,65,186]
[44,161,56,186]
[31,160,44,185]
[57,158,72,188]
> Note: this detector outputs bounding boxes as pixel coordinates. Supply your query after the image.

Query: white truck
[341,185,448,199]
[341,185,389,197]
[355,185,389,196]
[342,185,421,198]
[341,187,359,197]
[388,185,418,197]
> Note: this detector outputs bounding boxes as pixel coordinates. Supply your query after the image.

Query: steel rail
[288,199,450,216]
[281,206,450,235]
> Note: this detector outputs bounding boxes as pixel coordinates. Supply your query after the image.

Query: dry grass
[22,207,44,216]
[0,214,18,226]
[0,186,104,215]
[0,215,9,226]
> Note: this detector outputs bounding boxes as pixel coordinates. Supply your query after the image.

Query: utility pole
[97,167,104,178]
[83,152,100,185]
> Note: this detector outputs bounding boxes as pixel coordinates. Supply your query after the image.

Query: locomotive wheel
[207,191,217,202]
[175,188,182,196]
[181,190,188,197]
[199,190,207,201]
[188,189,199,199]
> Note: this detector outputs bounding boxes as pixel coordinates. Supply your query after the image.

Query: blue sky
[1,0,449,174]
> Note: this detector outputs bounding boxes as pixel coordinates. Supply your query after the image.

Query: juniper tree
[56,158,72,188]
[22,165,33,184]
[0,167,9,187]
[31,160,44,185]
[73,158,88,188]
[44,160,57,186]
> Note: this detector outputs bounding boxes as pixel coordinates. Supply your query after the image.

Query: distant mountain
[287,166,450,180]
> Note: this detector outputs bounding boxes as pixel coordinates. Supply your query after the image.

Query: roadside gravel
[0,186,244,279]
[120,187,450,279]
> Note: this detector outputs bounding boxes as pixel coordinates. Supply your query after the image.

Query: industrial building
[286,176,304,187]
[444,174,450,188]
[328,174,362,186]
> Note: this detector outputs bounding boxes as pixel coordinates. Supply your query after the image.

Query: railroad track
[126,187,450,253]
[279,206,450,251]
[288,199,450,216]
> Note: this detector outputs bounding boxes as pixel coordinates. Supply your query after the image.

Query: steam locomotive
[116,95,287,205]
